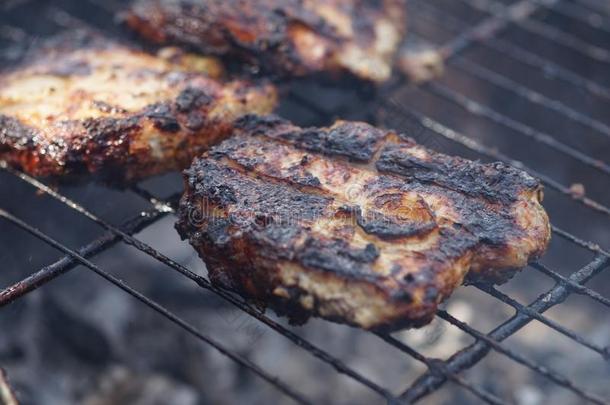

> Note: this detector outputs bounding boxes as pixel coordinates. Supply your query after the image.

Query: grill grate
[1,0,609,403]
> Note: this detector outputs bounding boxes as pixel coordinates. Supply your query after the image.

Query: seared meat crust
[176,115,550,331]
[0,33,277,183]
[124,0,407,82]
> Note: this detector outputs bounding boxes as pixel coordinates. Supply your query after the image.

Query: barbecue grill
[0,0,609,404]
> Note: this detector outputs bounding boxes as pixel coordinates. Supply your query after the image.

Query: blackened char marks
[234,114,294,136]
[144,87,215,133]
[449,195,517,247]
[81,116,141,143]
[249,224,304,260]
[208,134,272,171]
[432,226,478,262]
[175,87,213,112]
[209,134,324,188]
[214,125,441,241]
[184,157,331,219]
[200,218,232,247]
[142,103,181,132]
[180,157,389,280]
[291,172,322,187]
[234,115,387,163]
[376,143,539,204]
[297,238,381,278]
[277,122,387,162]
[412,179,525,250]
[176,87,215,131]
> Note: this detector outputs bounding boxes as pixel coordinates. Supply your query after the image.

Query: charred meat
[0,33,277,183]
[176,115,550,331]
[124,0,407,82]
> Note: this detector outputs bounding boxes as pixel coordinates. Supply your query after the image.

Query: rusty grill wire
[0,0,609,403]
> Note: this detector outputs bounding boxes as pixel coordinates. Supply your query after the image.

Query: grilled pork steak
[124,0,407,83]
[0,33,277,183]
[176,115,550,331]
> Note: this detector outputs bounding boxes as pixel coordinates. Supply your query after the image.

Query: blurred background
[0,0,609,404]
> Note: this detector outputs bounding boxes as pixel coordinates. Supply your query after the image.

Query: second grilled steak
[124,0,407,82]
[0,33,277,183]
[176,115,551,331]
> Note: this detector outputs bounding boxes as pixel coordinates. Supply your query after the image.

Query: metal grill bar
[477,284,610,357]
[0,208,169,306]
[411,0,610,101]
[0,166,400,403]
[13,132,577,404]
[0,208,312,405]
[551,225,610,257]
[432,0,554,59]
[0,209,399,403]
[375,333,507,405]
[400,254,610,401]
[410,2,610,168]
[479,35,610,100]
[428,0,610,126]
[426,81,610,175]
[411,3,610,178]
[449,56,610,141]
[531,0,610,33]
[459,0,610,63]
[531,262,610,308]
[435,310,606,404]
[519,17,610,63]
